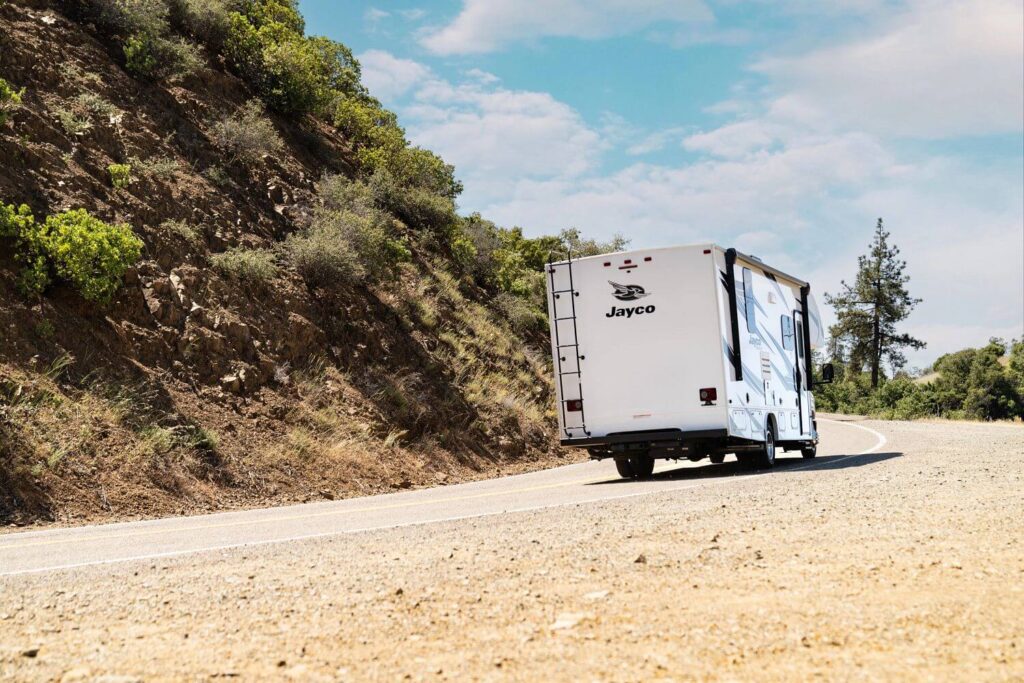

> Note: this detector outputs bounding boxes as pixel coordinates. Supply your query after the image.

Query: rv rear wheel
[801,443,817,459]
[614,456,634,478]
[614,453,655,480]
[709,453,725,464]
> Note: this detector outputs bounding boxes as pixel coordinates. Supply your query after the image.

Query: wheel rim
[766,427,775,464]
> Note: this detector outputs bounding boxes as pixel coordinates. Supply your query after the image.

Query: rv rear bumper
[560,428,728,449]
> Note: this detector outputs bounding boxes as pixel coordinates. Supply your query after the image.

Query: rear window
[742,268,757,334]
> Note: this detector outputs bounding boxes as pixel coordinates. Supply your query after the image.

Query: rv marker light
[566,399,583,412]
[700,387,717,405]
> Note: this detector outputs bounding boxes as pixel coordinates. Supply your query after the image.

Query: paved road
[0,417,884,577]
[3,416,1022,681]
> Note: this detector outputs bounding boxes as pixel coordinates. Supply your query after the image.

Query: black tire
[614,456,634,478]
[754,420,777,469]
[630,453,655,479]
[801,443,817,459]
[709,453,725,464]
[614,452,655,479]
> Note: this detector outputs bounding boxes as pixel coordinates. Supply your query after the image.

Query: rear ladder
[548,255,590,439]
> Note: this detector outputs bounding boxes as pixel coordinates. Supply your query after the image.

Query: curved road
[0,417,883,577]
[3,416,1022,682]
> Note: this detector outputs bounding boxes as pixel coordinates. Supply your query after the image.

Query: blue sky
[298,0,1024,368]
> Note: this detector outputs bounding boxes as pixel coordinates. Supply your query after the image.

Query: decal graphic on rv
[606,304,656,318]
[607,281,655,318]
[608,281,650,301]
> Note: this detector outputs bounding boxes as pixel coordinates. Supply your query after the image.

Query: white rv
[545,244,832,478]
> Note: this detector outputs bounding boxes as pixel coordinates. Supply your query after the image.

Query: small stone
[550,613,584,630]
[634,554,647,564]
[22,647,39,658]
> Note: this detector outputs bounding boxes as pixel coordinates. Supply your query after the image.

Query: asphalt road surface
[1,416,1022,681]
[0,418,885,577]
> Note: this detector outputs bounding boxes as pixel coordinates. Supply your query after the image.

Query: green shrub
[108,163,134,188]
[223,1,361,115]
[285,222,364,287]
[159,219,203,246]
[90,0,169,36]
[75,92,121,119]
[211,247,278,284]
[368,168,457,235]
[287,175,412,286]
[3,205,143,303]
[125,32,204,80]
[0,77,25,127]
[0,202,33,239]
[132,155,180,178]
[494,293,545,333]
[55,107,92,136]
[211,99,284,164]
[168,0,237,48]
[37,209,143,303]
[123,33,159,77]
[203,165,230,186]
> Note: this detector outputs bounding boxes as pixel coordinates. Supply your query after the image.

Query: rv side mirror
[819,363,835,384]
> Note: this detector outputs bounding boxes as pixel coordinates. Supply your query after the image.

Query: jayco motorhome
[545,244,832,478]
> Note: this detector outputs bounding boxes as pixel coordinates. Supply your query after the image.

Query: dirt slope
[0,1,566,528]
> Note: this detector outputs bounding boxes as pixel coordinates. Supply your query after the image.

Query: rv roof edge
[548,244,810,290]
[730,248,809,289]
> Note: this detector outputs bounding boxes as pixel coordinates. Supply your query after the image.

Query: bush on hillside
[286,175,411,287]
[38,210,144,303]
[168,0,238,48]
[124,32,204,80]
[0,77,24,126]
[285,222,364,287]
[224,0,361,115]
[2,204,142,303]
[368,168,457,236]
[89,0,169,36]
[107,163,133,188]
[494,293,546,333]
[211,247,278,284]
[210,99,284,164]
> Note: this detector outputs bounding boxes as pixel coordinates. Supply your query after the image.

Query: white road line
[0,419,888,577]
[817,417,888,455]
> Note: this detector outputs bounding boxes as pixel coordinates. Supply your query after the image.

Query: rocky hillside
[0,0,587,526]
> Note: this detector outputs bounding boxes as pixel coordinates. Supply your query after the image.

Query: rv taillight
[699,388,717,404]
[566,399,583,412]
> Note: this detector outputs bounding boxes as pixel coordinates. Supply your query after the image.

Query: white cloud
[364,7,390,23]
[626,127,689,156]
[754,0,1024,137]
[407,79,604,183]
[464,68,500,85]
[358,50,432,100]
[421,0,713,55]
[398,8,427,21]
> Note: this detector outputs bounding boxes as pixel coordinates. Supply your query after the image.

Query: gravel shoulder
[1,418,1022,681]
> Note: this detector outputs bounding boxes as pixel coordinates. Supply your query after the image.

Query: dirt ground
[1,418,1022,681]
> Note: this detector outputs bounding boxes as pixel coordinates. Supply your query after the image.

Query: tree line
[816,219,1023,421]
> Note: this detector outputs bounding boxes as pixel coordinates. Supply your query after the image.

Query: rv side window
[781,315,794,350]
[742,268,756,334]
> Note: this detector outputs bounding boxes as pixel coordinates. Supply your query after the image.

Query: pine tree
[825,218,925,388]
